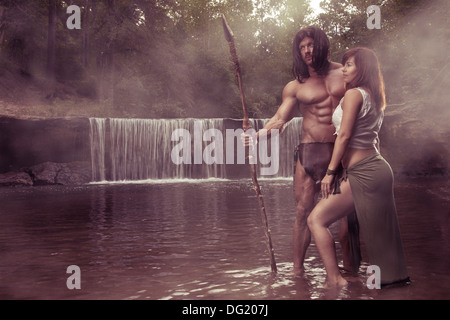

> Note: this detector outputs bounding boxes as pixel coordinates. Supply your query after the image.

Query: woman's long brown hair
[342,47,386,111]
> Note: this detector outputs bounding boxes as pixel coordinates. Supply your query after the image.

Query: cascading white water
[89,117,302,181]
[89,118,106,181]
[109,118,228,180]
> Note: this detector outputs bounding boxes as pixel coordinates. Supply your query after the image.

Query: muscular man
[250,26,356,276]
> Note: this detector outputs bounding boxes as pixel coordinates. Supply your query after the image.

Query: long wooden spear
[221,14,277,274]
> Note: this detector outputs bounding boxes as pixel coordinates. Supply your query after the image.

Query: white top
[332,87,384,150]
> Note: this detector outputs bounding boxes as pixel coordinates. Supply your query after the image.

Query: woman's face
[342,56,358,85]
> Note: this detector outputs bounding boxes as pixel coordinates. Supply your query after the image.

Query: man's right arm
[259,81,299,139]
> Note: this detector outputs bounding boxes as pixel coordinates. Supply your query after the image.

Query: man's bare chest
[296,79,330,105]
[296,76,344,106]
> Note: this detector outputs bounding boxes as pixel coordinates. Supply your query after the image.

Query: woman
[307,47,410,287]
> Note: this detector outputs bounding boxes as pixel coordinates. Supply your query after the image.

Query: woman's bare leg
[307,179,355,286]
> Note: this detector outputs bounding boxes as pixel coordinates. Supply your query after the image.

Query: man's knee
[295,201,312,223]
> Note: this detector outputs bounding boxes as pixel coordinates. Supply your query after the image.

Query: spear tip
[221,14,234,42]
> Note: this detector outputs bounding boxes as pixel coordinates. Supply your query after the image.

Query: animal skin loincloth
[294,142,335,183]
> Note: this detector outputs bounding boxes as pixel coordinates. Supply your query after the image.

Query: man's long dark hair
[292,26,331,83]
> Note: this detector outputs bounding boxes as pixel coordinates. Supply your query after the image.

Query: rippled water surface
[0,178,448,300]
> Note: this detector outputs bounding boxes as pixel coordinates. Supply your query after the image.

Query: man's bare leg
[339,217,353,272]
[293,157,317,276]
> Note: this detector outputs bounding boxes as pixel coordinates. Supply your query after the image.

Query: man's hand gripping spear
[221,14,277,274]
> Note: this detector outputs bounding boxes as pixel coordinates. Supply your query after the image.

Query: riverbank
[0,97,121,120]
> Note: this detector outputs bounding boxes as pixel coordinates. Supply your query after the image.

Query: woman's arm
[321,89,363,198]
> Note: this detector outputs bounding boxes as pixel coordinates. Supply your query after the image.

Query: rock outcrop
[0,161,91,186]
[0,171,33,186]
[24,161,91,186]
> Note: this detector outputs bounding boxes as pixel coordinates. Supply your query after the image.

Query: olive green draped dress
[345,153,409,285]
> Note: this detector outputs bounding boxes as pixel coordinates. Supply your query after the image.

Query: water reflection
[0,178,448,299]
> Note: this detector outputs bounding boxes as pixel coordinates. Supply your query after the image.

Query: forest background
[0,0,448,121]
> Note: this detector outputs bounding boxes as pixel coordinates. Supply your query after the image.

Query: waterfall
[89,118,302,182]
[89,118,106,181]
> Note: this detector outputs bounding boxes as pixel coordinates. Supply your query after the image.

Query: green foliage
[0,0,447,119]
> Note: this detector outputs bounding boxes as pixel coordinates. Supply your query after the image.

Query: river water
[0,177,449,300]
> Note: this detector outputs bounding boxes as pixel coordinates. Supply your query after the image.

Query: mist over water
[356,0,450,176]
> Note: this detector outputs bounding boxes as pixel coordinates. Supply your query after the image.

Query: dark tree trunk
[82,0,90,68]
[47,0,56,81]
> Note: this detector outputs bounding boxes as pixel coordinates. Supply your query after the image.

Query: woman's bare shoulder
[343,88,364,109]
